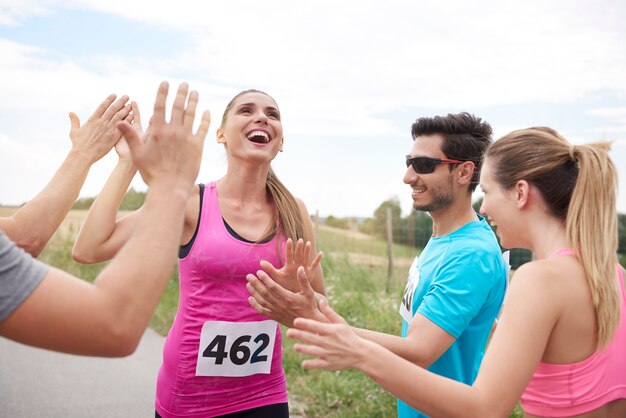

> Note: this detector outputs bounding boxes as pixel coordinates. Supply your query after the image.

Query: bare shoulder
[295,197,309,214]
[185,185,201,214]
[503,261,562,327]
[512,257,585,309]
[182,185,201,238]
[509,260,563,302]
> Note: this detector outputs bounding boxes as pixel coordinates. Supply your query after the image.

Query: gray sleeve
[0,232,49,322]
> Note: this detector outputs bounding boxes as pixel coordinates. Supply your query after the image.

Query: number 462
[202,334,270,365]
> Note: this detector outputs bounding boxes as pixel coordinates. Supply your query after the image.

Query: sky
[1,0,625,218]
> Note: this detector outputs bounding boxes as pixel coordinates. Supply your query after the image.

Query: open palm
[260,238,322,293]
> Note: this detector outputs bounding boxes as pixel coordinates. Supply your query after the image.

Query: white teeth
[247,130,269,142]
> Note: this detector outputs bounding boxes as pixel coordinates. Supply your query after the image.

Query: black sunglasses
[405,155,466,174]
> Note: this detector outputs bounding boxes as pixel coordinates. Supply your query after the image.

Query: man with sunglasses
[246,112,507,418]
[392,112,507,418]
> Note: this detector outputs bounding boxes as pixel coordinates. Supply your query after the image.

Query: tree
[325,215,350,230]
[72,188,146,211]
[120,188,146,210]
[372,198,402,239]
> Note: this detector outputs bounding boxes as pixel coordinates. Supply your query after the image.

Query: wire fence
[314,210,533,277]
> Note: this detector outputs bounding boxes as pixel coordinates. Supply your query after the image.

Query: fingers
[118,121,142,157]
[297,266,314,296]
[102,95,129,121]
[259,260,280,278]
[302,358,332,370]
[183,90,198,132]
[319,299,344,324]
[130,101,142,127]
[171,82,189,125]
[292,317,330,335]
[293,239,304,265]
[293,342,327,358]
[302,241,311,265]
[195,110,211,140]
[255,269,286,296]
[68,112,80,130]
[245,274,272,306]
[309,251,323,273]
[88,94,117,122]
[152,81,169,126]
[284,238,294,266]
[248,296,272,316]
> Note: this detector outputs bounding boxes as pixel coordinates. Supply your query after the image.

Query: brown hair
[411,112,493,192]
[486,127,619,346]
[220,90,307,246]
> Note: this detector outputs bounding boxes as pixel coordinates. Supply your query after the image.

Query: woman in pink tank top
[73,90,326,417]
[287,127,626,417]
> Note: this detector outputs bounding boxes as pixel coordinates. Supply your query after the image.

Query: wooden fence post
[386,206,394,292]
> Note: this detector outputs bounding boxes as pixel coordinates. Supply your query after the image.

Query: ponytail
[566,142,619,346]
[265,167,307,261]
[487,128,620,346]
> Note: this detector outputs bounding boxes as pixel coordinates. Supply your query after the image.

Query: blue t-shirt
[397,214,507,418]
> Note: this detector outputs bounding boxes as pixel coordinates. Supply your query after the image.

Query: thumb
[319,299,343,324]
[117,121,142,156]
[260,260,280,277]
[68,112,80,130]
[297,266,313,294]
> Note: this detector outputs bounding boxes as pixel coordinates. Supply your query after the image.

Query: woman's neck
[217,163,271,204]
[526,217,568,260]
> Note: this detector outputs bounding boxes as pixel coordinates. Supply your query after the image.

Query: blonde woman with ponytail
[288,127,626,418]
[73,89,325,418]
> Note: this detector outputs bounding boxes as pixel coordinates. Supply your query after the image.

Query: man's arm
[0,95,131,257]
[248,264,455,368]
[354,314,455,368]
[0,82,211,356]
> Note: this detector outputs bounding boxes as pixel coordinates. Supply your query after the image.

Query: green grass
[39,224,524,418]
[317,227,417,261]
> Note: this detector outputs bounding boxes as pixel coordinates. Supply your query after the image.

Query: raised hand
[260,238,323,293]
[115,101,143,162]
[287,300,367,371]
[247,266,326,327]
[69,94,131,163]
[117,82,210,193]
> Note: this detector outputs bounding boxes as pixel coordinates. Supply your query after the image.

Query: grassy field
[19,208,522,418]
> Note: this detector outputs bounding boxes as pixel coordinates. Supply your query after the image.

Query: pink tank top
[155,182,288,418]
[520,249,626,417]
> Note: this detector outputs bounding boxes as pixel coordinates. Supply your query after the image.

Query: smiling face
[479,158,521,248]
[217,91,284,163]
[403,134,458,213]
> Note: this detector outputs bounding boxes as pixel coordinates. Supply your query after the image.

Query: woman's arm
[0,95,130,257]
[289,262,559,418]
[0,82,211,357]
[72,103,142,264]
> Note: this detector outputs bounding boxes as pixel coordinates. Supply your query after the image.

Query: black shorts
[156,402,289,418]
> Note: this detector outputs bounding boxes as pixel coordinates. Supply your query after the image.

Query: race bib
[399,257,420,323]
[196,320,277,377]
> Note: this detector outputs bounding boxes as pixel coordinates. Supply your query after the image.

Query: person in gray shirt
[0,82,210,357]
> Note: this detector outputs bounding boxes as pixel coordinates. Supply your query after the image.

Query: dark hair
[411,112,493,192]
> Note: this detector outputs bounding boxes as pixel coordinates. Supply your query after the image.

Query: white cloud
[2,0,626,216]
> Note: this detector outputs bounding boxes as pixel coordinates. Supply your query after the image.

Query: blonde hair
[220,90,307,248]
[486,127,619,346]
